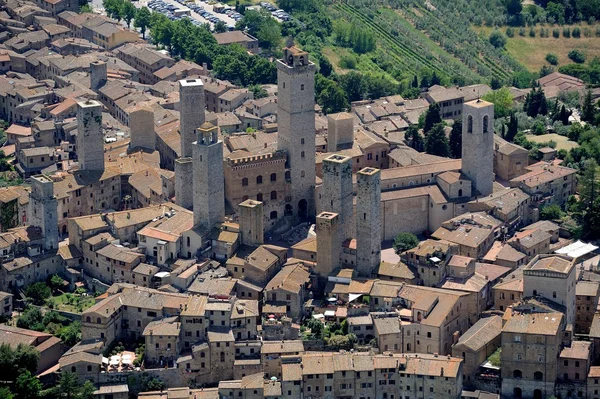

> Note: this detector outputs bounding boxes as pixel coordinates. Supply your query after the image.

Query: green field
[50,293,96,313]
[475,25,600,72]
[526,133,580,151]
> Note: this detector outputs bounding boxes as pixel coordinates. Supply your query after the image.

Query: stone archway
[298,199,308,220]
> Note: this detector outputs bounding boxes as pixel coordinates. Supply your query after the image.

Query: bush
[393,232,419,255]
[506,27,514,37]
[529,27,536,37]
[584,27,592,37]
[553,28,560,38]
[489,31,507,48]
[545,53,559,65]
[568,50,586,63]
[572,27,581,37]
[519,27,526,36]
[339,54,357,69]
[563,27,571,37]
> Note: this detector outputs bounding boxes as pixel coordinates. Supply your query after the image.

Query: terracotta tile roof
[265,264,310,293]
[503,312,563,335]
[560,341,591,360]
[454,316,501,351]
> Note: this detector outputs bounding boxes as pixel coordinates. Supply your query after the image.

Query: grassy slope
[475,25,600,71]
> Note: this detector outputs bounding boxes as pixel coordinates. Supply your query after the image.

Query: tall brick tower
[276,46,316,220]
[176,79,205,210]
[321,154,353,241]
[29,175,58,251]
[76,99,104,172]
[193,122,224,231]
[355,167,381,277]
[461,99,494,197]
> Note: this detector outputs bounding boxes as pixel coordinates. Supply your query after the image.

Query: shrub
[519,27,526,36]
[529,27,536,37]
[540,204,564,220]
[545,53,558,65]
[506,27,514,37]
[568,49,586,63]
[572,27,581,37]
[553,28,560,38]
[596,26,600,37]
[563,27,570,37]
[584,27,592,37]
[339,54,357,69]
[489,31,507,48]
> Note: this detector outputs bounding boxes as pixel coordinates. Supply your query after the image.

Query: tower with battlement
[276,46,316,220]
[356,167,381,277]
[29,175,58,251]
[321,154,353,241]
[176,79,205,209]
[76,99,104,172]
[193,122,224,231]
[239,199,264,247]
[461,99,494,197]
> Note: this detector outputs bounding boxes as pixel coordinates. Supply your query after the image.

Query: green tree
[79,4,93,12]
[214,20,227,33]
[425,123,450,157]
[57,322,81,346]
[134,7,151,39]
[546,53,559,65]
[423,102,442,134]
[482,87,514,118]
[25,283,51,306]
[315,75,349,114]
[506,0,523,15]
[305,318,323,337]
[568,50,586,63]
[80,381,96,399]
[17,307,44,331]
[103,0,123,21]
[120,1,136,28]
[56,372,80,399]
[14,370,42,399]
[540,204,565,220]
[449,120,462,158]
[582,89,596,122]
[489,31,507,48]
[248,84,268,99]
[406,125,424,151]
[0,387,14,399]
[393,232,419,255]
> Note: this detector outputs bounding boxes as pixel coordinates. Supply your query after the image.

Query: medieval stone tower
[176,78,205,209]
[129,105,155,152]
[461,99,494,197]
[321,154,353,241]
[29,175,58,251]
[90,61,107,91]
[356,167,381,277]
[327,112,354,152]
[239,199,264,247]
[316,211,340,277]
[76,99,104,172]
[193,122,224,231]
[276,46,316,220]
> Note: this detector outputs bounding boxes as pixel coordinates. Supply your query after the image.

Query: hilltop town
[1,0,600,398]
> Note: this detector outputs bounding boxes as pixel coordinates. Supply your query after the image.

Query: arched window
[458,189,463,197]
[285,170,291,180]
[257,193,263,201]
[242,178,248,187]
[96,318,101,324]
[200,352,205,358]
[86,317,91,322]
[513,370,523,379]
[467,115,473,133]
[301,84,305,91]
[514,388,522,398]
[270,211,278,220]
[270,173,276,182]
[220,352,225,362]
[301,138,305,145]
[270,191,277,200]
[483,115,489,133]
[301,151,305,158]
[534,371,543,381]
[256,175,263,184]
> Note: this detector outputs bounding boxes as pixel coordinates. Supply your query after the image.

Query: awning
[324,310,335,317]
[555,240,598,258]
[349,293,362,302]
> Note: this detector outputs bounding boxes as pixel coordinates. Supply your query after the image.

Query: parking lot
[139,0,241,29]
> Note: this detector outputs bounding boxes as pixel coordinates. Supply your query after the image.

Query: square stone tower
[193,122,224,231]
[316,211,340,277]
[176,79,205,210]
[76,99,104,172]
[461,99,494,197]
[276,46,316,220]
[129,105,155,152]
[327,112,354,152]
[356,167,381,277]
[90,61,107,91]
[321,154,353,241]
[239,199,264,247]
[29,175,58,251]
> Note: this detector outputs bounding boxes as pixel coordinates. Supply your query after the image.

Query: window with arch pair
[466,115,489,133]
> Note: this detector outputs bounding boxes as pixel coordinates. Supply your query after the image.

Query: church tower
[461,99,494,197]
[193,122,224,231]
[276,46,316,220]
